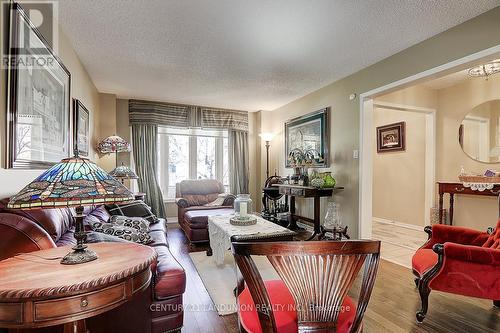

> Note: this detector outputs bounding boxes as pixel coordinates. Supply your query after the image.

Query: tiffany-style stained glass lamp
[109,162,139,185]
[96,135,131,154]
[8,153,134,265]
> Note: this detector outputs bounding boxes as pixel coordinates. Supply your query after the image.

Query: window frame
[158,127,229,199]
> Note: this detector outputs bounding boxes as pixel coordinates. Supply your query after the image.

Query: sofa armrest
[427,243,500,299]
[222,194,236,207]
[175,198,189,208]
[422,224,489,249]
[152,244,186,300]
[442,242,500,265]
[0,213,56,260]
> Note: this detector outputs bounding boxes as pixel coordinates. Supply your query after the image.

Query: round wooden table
[0,242,157,333]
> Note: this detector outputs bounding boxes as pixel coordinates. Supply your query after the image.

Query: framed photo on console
[73,99,90,157]
[376,121,406,153]
[6,2,71,169]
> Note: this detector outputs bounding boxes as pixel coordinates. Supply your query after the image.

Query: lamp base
[60,246,98,265]
[60,206,99,265]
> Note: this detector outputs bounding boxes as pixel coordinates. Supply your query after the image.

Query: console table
[276,184,344,240]
[0,243,156,332]
[437,182,500,225]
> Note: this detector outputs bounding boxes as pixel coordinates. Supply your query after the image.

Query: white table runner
[208,214,291,265]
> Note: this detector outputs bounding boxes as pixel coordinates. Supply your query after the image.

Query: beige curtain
[131,124,166,218]
[229,130,249,194]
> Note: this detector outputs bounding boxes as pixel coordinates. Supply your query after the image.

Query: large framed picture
[73,99,90,157]
[376,121,406,153]
[285,108,329,168]
[6,2,71,169]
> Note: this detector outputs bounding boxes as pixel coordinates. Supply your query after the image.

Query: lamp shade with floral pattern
[96,135,131,154]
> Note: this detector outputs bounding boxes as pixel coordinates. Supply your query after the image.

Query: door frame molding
[358,44,500,238]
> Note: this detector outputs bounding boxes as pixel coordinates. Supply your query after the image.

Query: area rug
[189,251,279,315]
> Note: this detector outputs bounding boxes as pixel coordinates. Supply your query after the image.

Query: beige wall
[436,73,500,230]
[372,108,427,227]
[97,93,117,172]
[377,85,438,110]
[0,22,101,197]
[372,86,437,227]
[116,99,131,168]
[371,75,500,231]
[260,7,500,237]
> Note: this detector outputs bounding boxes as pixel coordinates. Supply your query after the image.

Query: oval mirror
[459,100,500,163]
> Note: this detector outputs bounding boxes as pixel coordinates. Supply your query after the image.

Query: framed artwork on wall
[73,99,90,157]
[376,121,406,153]
[285,108,330,168]
[6,2,71,169]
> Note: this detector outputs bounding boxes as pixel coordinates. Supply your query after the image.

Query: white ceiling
[421,59,500,90]
[58,0,500,111]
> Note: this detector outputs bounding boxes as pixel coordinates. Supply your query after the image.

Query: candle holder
[231,194,256,226]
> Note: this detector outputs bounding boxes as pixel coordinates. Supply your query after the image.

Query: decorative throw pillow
[109,215,150,233]
[90,221,153,245]
[105,200,159,224]
[204,197,225,207]
[86,231,130,243]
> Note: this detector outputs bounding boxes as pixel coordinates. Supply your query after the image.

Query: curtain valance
[129,99,248,132]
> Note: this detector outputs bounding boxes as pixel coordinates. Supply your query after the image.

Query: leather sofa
[0,199,186,333]
[176,179,235,244]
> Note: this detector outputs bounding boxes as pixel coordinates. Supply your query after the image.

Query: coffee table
[207,214,295,265]
[0,243,157,332]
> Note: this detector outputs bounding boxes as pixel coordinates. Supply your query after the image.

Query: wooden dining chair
[231,240,380,333]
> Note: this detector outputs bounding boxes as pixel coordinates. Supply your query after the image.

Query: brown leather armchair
[0,200,185,333]
[176,179,235,244]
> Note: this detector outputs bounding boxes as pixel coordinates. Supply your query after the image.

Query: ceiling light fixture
[468,61,500,79]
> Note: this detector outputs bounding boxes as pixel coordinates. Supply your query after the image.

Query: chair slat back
[232,240,380,333]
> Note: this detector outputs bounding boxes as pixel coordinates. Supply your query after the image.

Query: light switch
[353,150,359,159]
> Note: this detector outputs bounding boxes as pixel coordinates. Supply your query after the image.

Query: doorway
[359,45,500,242]
[370,101,435,267]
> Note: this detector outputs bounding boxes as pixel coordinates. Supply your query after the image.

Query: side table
[0,243,157,333]
[437,181,500,225]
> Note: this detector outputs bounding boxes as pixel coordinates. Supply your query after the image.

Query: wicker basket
[430,207,448,225]
[458,175,500,183]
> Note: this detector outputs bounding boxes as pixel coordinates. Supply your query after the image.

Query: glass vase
[234,194,253,220]
[322,172,336,188]
[324,202,341,229]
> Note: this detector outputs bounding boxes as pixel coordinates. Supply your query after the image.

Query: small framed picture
[376,121,405,153]
[73,99,90,157]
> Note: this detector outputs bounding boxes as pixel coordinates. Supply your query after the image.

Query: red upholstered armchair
[412,221,500,323]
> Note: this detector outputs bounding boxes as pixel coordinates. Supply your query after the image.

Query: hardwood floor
[372,220,427,268]
[166,224,499,333]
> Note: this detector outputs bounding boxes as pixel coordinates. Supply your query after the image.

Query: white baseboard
[166,217,179,224]
[372,217,423,231]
